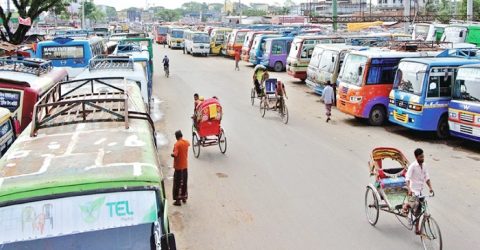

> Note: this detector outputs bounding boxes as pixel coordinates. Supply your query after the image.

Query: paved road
[151,44,480,250]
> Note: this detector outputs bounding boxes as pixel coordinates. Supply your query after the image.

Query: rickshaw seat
[379,177,406,189]
[378,168,406,179]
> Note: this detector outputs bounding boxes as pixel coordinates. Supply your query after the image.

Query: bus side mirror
[161,233,177,250]
[460,84,467,93]
[331,56,335,62]
[358,66,363,76]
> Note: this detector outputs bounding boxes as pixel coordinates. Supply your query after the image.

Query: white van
[184,30,210,56]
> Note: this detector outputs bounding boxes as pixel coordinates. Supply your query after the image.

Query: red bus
[241,30,277,62]
[226,29,251,57]
[154,25,169,44]
[0,58,68,132]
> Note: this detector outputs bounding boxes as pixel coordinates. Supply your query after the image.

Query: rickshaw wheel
[251,88,256,106]
[192,133,201,158]
[365,187,379,226]
[260,98,267,117]
[281,102,289,124]
[421,216,442,250]
[218,129,227,154]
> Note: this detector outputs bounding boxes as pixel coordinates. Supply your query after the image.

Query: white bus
[183,30,210,56]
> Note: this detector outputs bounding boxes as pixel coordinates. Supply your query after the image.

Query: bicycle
[164,65,169,78]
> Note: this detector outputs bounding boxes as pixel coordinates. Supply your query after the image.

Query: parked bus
[210,28,232,55]
[249,34,282,65]
[184,30,210,56]
[306,44,366,95]
[0,77,176,250]
[167,28,185,49]
[412,23,445,42]
[241,30,277,62]
[226,29,250,57]
[53,29,89,39]
[389,54,480,138]
[440,24,479,47]
[0,107,17,157]
[92,27,109,37]
[36,36,106,77]
[448,64,480,142]
[260,37,294,72]
[286,35,346,81]
[337,49,440,126]
[77,55,152,112]
[154,25,169,44]
[0,58,68,132]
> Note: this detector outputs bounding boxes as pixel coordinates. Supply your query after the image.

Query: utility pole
[238,0,242,25]
[82,0,86,29]
[467,0,473,22]
[333,0,337,32]
[404,0,411,33]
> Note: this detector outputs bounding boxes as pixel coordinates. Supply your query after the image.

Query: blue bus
[448,64,480,142]
[260,37,294,72]
[388,55,480,138]
[36,36,106,78]
[53,29,90,38]
[249,34,281,65]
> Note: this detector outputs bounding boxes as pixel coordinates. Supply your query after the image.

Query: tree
[242,9,267,17]
[459,0,480,20]
[209,3,224,13]
[156,9,182,22]
[437,0,453,23]
[0,0,66,44]
[105,6,117,21]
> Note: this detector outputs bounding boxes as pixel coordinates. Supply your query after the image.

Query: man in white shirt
[403,148,434,234]
[322,81,335,123]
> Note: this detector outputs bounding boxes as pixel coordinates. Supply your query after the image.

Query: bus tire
[436,114,450,139]
[273,61,284,72]
[368,105,386,126]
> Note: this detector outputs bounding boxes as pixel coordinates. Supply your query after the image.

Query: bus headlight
[350,96,363,103]
[408,104,423,111]
[449,111,458,119]
[476,116,480,124]
[389,98,395,104]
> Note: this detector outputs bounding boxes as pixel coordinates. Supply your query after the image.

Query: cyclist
[274,80,287,111]
[162,55,170,74]
[402,148,434,235]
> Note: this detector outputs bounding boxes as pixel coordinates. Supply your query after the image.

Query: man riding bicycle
[402,148,434,235]
[162,55,170,72]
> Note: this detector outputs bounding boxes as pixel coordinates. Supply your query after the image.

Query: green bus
[0,77,176,249]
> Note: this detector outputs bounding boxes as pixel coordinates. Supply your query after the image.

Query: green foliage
[242,9,267,17]
[105,6,117,20]
[0,0,67,44]
[458,0,480,20]
[181,1,208,12]
[156,9,183,22]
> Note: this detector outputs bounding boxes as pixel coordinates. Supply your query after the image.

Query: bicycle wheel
[218,129,227,154]
[251,88,255,106]
[259,98,267,117]
[192,133,200,158]
[421,216,442,250]
[365,186,379,226]
[281,101,289,124]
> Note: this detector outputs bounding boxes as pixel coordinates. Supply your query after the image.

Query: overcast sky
[94,0,301,10]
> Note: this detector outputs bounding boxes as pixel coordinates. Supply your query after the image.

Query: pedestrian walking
[234,49,240,71]
[322,81,335,123]
[171,130,190,206]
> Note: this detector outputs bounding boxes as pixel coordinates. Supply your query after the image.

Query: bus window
[428,70,453,98]
[42,46,84,60]
[272,40,283,54]
[366,58,401,85]
[301,47,314,59]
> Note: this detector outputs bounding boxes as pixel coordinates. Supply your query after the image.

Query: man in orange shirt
[234,49,240,71]
[171,130,191,206]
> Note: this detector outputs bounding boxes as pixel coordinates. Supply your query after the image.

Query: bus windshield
[157,27,168,34]
[340,54,367,86]
[41,46,85,60]
[242,34,252,47]
[453,67,480,102]
[414,25,430,39]
[193,35,209,43]
[172,30,184,38]
[394,61,427,96]
[235,32,247,44]
[288,41,302,58]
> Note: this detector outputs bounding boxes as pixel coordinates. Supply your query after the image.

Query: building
[300,0,368,15]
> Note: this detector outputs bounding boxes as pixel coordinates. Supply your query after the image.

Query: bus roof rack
[30,77,155,137]
[0,57,53,76]
[88,55,135,71]
[436,48,480,58]
[388,41,452,52]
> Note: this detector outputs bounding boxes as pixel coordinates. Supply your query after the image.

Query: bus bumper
[388,106,432,131]
[287,69,307,81]
[305,79,324,95]
[448,121,480,142]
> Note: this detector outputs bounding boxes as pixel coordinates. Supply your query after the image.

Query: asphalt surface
[151,44,480,250]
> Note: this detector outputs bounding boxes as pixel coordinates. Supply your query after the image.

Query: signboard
[0,89,22,113]
[0,191,158,244]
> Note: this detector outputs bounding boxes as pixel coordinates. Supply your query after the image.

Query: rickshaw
[250,65,267,106]
[365,147,442,250]
[192,98,227,158]
[259,78,289,124]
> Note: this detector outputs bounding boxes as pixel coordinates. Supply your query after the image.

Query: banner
[18,16,32,26]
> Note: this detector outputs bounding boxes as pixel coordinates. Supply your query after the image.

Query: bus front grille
[460,125,473,134]
[460,113,474,123]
